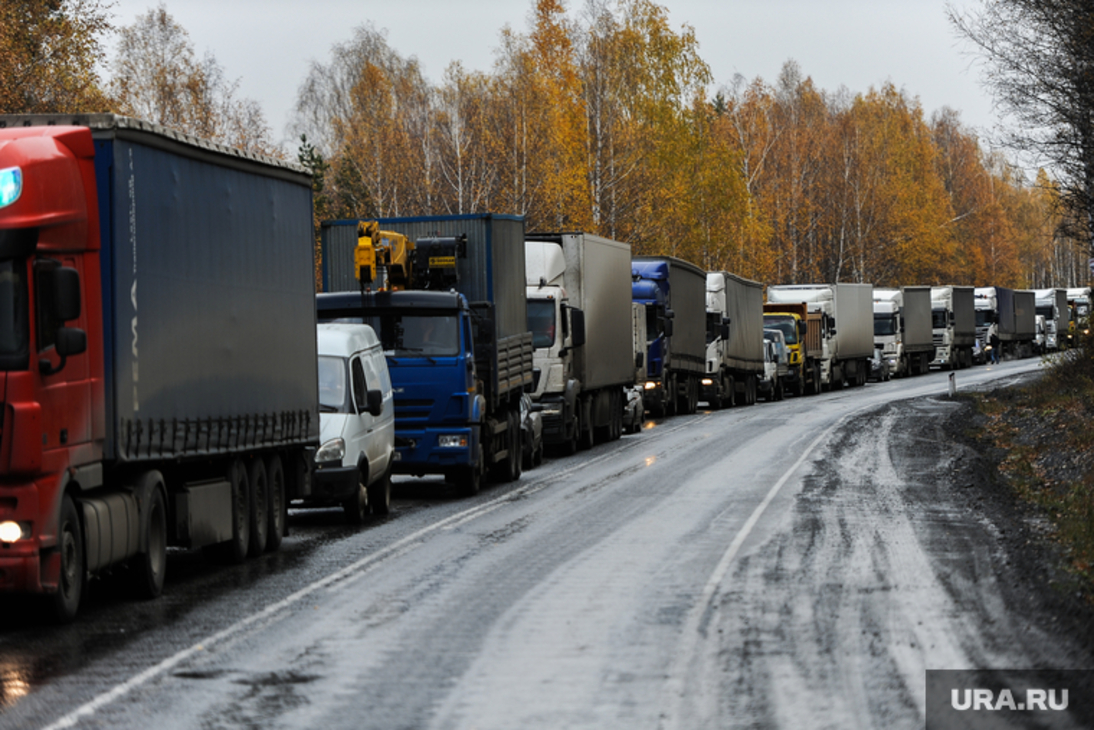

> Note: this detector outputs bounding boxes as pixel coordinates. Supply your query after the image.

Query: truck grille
[394,399,434,420]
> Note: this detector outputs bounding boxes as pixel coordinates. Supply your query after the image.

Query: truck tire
[368,463,392,516]
[492,409,524,481]
[130,473,167,600]
[219,458,250,564]
[456,445,483,496]
[49,494,85,623]
[264,454,286,552]
[247,458,268,557]
[578,404,595,451]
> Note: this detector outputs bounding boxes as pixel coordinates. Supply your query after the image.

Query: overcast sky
[102,0,999,153]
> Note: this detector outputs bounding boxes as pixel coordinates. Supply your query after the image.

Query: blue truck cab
[317,291,486,487]
[632,264,669,384]
[630,257,707,417]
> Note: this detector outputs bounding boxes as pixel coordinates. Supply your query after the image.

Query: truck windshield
[932,309,947,329]
[705,311,722,345]
[975,309,995,327]
[646,306,664,341]
[1036,306,1054,318]
[326,310,460,357]
[527,299,556,348]
[0,259,29,371]
[762,316,798,345]
[318,355,349,412]
[873,315,897,336]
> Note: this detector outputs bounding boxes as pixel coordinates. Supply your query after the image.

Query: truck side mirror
[663,317,673,338]
[635,351,644,368]
[53,266,81,322]
[56,327,86,357]
[40,327,86,376]
[799,321,808,336]
[366,389,384,417]
[570,307,586,348]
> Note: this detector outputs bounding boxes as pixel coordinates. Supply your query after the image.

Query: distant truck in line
[0,114,320,621]
[930,286,976,369]
[631,256,707,417]
[1067,287,1091,346]
[1032,288,1069,352]
[767,284,874,389]
[703,271,765,407]
[525,232,635,452]
[872,287,934,377]
[974,286,1036,360]
[762,301,823,396]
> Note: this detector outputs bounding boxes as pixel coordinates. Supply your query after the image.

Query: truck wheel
[492,410,523,481]
[264,454,286,552]
[578,405,595,451]
[50,494,85,623]
[368,464,392,516]
[456,446,483,496]
[130,474,167,600]
[247,458,268,557]
[220,458,250,564]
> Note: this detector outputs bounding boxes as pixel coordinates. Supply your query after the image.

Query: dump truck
[0,114,319,621]
[766,284,874,389]
[525,232,635,452]
[930,286,975,369]
[631,256,707,417]
[762,301,822,396]
[318,214,533,494]
[703,271,765,407]
[872,287,934,377]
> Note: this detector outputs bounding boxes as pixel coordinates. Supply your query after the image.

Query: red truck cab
[0,125,105,618]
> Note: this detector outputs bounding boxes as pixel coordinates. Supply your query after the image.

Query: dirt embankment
[953,364,1094,659]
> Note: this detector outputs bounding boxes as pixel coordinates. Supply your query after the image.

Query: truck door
[34,256,93,458]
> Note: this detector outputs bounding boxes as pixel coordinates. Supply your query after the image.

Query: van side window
[351,357,368,413]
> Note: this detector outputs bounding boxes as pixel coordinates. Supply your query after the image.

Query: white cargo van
[309,323,396,523]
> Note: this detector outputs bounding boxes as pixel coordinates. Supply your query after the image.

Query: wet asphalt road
[0,359,1058,729]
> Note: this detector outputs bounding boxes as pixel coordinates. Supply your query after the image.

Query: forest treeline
[1,0,1086,288]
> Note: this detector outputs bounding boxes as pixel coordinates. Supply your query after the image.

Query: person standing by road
[989,332,1000,363]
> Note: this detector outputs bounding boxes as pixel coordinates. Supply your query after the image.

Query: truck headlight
[643,381,658,390]
[316,438,345,464]
[0,520,29,543]
[438,434,467,448]
[701,378,714,386]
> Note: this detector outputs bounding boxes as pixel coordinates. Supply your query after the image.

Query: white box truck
[526,233,635,452]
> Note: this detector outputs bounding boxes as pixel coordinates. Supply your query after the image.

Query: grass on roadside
[971,329,1094,588]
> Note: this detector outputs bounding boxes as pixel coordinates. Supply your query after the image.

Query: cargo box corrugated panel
[97,131,318,462]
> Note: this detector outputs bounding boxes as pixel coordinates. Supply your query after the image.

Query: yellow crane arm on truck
[355,220,415,289]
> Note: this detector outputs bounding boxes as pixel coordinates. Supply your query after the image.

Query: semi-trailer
[975,286,1036,360]
[631,256,706,417]
[0,115,320,621]
[872,287,934,377]
[525,232,635,452]
[766,284,874,388]
[318,214,533,495]
[930,286,975,369]
[703,271,765,407]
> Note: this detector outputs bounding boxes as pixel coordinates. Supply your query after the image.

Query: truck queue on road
[0,114,1089,622]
